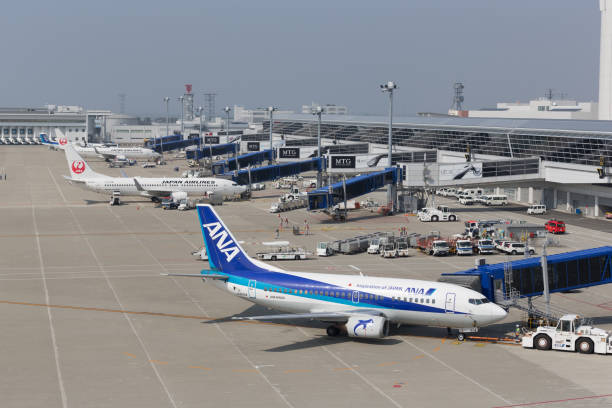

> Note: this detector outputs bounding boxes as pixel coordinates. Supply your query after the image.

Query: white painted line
[63,205,179,408]
[295,327,402,408]
[113,207,296,408]
[31,206,68,408]
[348,264,360,271]
[400,336,511,405]
[47,167,67,204]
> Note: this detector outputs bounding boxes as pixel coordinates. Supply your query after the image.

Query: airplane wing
[232,309,385,322]
[94,147,117,161]
[133,177,174,197]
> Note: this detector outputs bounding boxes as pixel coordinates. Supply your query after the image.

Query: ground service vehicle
[476,239,495,255]
[455,239,474,255]
[527,204,547,215]
[380,243,398,258]
[397,242,411,257]
[257,246,309,261]
[316,242,334,257]
[545,220,566,234]
[367,238,382,254]
[418,238,450,256]
[418,206,457,222]
[522,314,612,354]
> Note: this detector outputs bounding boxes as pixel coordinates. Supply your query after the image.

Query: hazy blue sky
[0,0,601,116]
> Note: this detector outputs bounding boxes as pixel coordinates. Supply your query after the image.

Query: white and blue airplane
[167,205,508,340]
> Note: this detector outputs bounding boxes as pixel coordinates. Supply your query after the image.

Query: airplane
[164,204,508,341]
[63,143,246,200]
[42,130,161,162]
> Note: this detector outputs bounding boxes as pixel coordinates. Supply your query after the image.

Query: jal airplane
[166,205,508,340]
[42,131,161,162]
[63,143,246,200]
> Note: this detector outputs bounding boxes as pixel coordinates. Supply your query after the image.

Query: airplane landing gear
[326,325,341,337]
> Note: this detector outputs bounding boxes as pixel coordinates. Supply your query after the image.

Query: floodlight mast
[163,96,170,157]
[224,106,234,163]
[311,105,323,188]
[268,106,277,158]
[178,96,185,137]
[197,106,203,152]
[380,81,398,212]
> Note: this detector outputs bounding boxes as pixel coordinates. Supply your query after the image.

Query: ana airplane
[41,131,161,162]
[166,205,508,340]
[63,143,246,200]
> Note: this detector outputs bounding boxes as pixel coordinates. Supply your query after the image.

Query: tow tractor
[522,314,612,354]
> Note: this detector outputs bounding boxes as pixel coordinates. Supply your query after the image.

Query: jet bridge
[146,135,202,153]
[227,157,325,185]
[186,143,240,160]
[440,247,612,304]
[307,167,402,210]
[212,150,275,175]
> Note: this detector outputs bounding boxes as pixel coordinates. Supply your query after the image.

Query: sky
[0,0,601,117]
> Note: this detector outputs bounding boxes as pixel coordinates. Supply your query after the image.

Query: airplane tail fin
[64,143,104,180]
[196,204,269,274]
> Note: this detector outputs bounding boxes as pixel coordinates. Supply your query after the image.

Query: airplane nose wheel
[326,325,341,337]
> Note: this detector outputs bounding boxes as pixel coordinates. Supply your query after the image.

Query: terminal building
[270,114,612,218]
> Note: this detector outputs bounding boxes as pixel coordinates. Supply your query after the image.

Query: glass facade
[269,119,612,167]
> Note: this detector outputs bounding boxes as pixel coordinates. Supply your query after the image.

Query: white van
[484,195,508,206]
[463,188,483,197]
[527,204,547,215]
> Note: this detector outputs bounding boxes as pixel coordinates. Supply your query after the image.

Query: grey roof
[275,113,612,135]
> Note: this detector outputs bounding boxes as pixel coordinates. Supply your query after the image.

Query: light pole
[311,105,323,187]
[178,96,184,137]
[224,106,234,164]
[268,106,277,161]
[197,106,203,154]
[163,97,170,157]
[380,81,398,211]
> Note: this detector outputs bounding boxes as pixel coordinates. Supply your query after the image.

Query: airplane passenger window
[426,299,430,303]
[325,291,329,296]
[432,299,435,304]
[420,299,424,303]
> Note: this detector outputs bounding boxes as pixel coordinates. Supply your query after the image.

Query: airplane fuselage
[80,176,245,197]
[208,270,506,329]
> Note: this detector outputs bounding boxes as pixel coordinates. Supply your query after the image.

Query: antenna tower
[451,82,464,110]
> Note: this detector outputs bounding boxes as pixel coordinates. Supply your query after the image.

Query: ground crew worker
[515,324,521,342]
[275,228,279,239]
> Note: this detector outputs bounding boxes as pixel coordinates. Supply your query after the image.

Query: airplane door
[248,280,257,299]
[445,293,456,313]
[352,291,360,304]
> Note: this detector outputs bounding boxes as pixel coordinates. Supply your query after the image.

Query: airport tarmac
[1,146,612,408]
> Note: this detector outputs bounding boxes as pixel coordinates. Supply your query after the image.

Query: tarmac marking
[63,205,179,408]
[189,366,211,371]
[295,326,402,408]
[413,355,424,359]
[31,205,68,408]
[150,360,169,365]
[400,337,512,405]
[124,352,136,358]
[491,393,612,408]
[348,265,361,271]
[143,209,297,408]
[432,346,440,352]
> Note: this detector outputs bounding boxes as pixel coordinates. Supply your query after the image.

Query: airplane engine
[346,315,389,338]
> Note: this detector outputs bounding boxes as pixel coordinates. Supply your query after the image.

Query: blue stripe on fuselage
[202,269,457,314]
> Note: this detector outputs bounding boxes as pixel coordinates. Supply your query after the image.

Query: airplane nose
[490,304,508,322]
